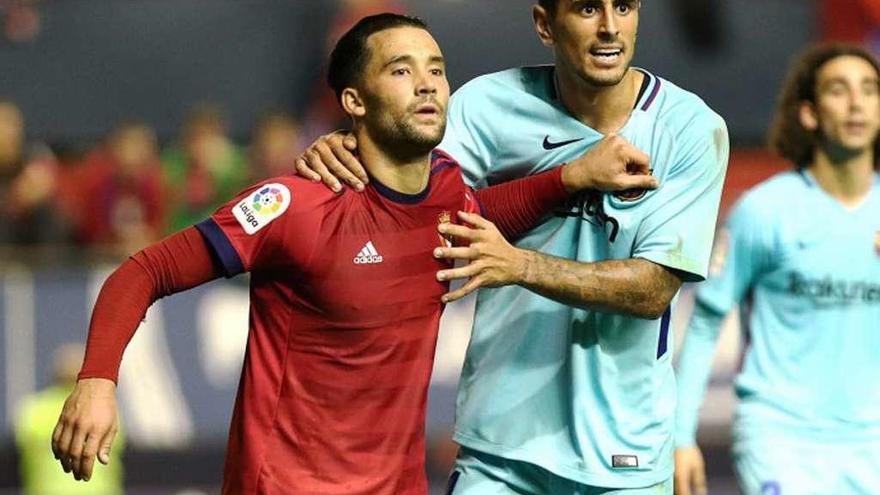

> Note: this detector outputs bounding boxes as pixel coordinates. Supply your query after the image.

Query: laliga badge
[233,183,291,234]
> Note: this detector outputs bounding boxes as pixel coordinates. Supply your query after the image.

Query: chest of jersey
[490,107,677,263]
[283,190,455,324]
[760,189,880,312]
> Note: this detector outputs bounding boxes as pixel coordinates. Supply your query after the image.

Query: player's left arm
[436,112,730,319]
[436,215,680,318]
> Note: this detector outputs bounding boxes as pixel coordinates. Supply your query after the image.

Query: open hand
[434,211,528,303]
[51,378,119,482]
[293,130,366,192]
[674,446,708,495]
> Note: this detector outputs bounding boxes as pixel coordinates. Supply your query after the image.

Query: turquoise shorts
[733,436,880,494]
[446,447,672,495]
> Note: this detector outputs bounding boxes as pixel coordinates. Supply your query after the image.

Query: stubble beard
[576,52,632,88]
[366,100,446,158]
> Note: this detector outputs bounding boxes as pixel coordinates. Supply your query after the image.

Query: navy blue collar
[797,168,817,188]
[369,172,431,205]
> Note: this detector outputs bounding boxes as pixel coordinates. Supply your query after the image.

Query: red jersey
[195,151,480,495]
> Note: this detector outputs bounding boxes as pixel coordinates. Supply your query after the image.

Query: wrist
[513,248,539,286]
[77,377,118,394]
[560,162,593,194]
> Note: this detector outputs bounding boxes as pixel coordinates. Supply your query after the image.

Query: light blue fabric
[676,171,880,456]
[733,433,880,495]
[449,447,673,495]
[439,66,728,488]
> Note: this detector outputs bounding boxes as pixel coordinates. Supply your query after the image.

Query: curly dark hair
[768,43,880,168]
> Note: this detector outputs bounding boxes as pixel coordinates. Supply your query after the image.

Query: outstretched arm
[437,111,729,318]
[434,212,682,318]
[295,132,659,195]
[508,250,681,319]
[52,227,221,482]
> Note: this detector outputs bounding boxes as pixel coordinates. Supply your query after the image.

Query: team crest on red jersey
[438,211,453,248]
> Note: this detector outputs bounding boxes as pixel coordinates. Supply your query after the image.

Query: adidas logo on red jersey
[353,241,383,264]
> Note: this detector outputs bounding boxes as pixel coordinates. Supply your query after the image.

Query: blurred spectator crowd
[2,0,874,260]
[0,99,302,257]
[0,0,408,260]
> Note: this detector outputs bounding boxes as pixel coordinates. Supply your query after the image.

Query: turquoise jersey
[438,66,729,488]
[676,170,880,447]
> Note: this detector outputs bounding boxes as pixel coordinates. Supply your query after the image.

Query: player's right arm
[52,178,299,483]
[52,226,222,482]
[293,132,657,194]
[673,196,769,495]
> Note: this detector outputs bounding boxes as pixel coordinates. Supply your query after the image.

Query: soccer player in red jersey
[49,13,654,494]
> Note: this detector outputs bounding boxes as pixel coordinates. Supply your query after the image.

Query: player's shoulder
[742,170,806,205]
[222,175,337,236]
[645,70,726,136]
[732,170,804,221]
[431,148,462,171]
[429,149,467,184]
[235,175,338,217]
[249,175,338,202]
[453,65,554,105]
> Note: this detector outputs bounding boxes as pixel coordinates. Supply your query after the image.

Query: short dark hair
[327,13,429,101]
[769,43,880,168]
[537,0,559,16]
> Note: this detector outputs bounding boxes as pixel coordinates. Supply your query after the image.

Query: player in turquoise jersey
[674,44,880,495]
[295,1,728,493]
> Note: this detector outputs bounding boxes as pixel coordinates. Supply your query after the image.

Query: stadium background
[0,0,871,493]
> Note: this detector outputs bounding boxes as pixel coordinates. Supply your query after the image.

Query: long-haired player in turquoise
[295,1,730,493]
[674,44,880,495]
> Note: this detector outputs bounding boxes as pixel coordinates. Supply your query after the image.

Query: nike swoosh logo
[542,136,584,150]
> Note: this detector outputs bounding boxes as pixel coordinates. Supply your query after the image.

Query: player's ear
[798,101,819,132]
[533,5,555,48]
[341,88,366,118]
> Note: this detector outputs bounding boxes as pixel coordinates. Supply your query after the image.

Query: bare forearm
[516,251,682,319]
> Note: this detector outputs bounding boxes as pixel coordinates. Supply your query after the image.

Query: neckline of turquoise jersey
[548,66,658,111]
[797,168,880,216]
[546,66,658,138]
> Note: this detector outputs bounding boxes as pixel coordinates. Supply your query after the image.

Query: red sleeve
[196,180,295,275]
[78,227,222,383]
[473,166,568,239]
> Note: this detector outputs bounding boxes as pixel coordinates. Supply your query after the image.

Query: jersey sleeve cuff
[675,433,698,448]
[196,218,245,277]
[77,371,119,385]
[634,252,706,282]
